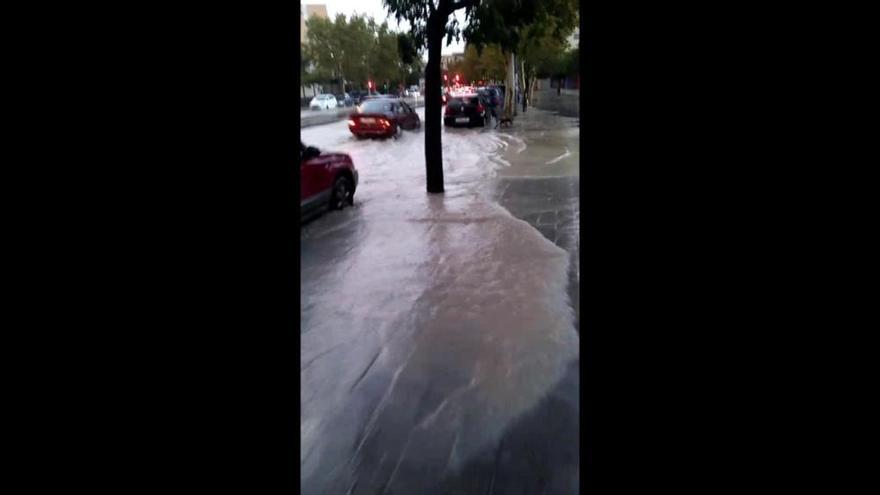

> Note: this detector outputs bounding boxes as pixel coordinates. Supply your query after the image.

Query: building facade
[440,52,464,71]
[301,4,328,44]
[300,4,329,99]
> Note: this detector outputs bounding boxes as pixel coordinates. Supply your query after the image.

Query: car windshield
[360,100,393,113]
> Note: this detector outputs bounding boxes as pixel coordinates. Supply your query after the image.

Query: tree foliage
[465,0,578,52]
[302,14,424,91]
[449,43,506,83]
[461,0,578,111]
[384,0,481,50]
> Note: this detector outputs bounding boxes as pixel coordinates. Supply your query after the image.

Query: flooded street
[301,108,580,493]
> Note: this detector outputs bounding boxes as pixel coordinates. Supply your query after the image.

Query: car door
[301,157,322,205]
[301,154,334,209]
[396,102,413,129]
[402,102,418,128]
[390,103,404,128]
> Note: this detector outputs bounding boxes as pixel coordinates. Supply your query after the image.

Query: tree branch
[448,0,477,12]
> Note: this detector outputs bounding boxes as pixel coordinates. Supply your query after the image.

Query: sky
[304,1,467,56]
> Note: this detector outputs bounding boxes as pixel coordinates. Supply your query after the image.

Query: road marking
[545,147,571,165]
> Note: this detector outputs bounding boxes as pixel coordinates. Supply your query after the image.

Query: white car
[309,94,338,110]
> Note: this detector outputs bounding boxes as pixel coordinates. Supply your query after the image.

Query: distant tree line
[302,14,424,94]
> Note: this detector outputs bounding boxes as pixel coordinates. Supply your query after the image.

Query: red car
[300,142,358,217]
[348,98,421,139]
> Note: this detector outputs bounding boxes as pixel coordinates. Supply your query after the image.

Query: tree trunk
[529,75,537,108]
[424,13,445,193]
[505,52,516,118]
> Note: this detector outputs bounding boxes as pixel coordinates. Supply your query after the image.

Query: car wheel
[330,175,353,210]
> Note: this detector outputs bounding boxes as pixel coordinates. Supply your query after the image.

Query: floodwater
[300,108,580,493]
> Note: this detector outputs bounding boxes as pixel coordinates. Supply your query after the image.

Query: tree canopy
[448,43,506,83]
[464,0,578,52]
[383,0,481,50]
[302,13,424,91]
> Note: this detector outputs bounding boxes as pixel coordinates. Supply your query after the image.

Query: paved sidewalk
[488,108,580,329]
[532,88,580,118]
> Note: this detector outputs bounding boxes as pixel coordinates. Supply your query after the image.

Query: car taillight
[445,106,452,115]
[477,103,484,113]
[381,119,390,127]
[347,119,356,126]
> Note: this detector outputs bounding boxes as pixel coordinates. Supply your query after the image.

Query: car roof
[360,97,401,104]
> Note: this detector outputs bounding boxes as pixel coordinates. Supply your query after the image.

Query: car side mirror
[303,146,320,160]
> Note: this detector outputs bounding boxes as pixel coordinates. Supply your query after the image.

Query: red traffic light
[443,74,447,81]
[368,80,373,89]
[455,74,460,82]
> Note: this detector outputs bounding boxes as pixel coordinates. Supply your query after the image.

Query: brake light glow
[380,119,390,127]
[347,119,356,126]
[477,103,484,113]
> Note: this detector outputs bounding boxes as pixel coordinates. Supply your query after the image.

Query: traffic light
[367,80,373,93]
[455,74,460,83]
[443,74,447,82]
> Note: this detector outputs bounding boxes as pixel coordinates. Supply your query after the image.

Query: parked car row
[309,90,424,111]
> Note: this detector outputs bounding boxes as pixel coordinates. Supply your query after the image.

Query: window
[360,100,392,113]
